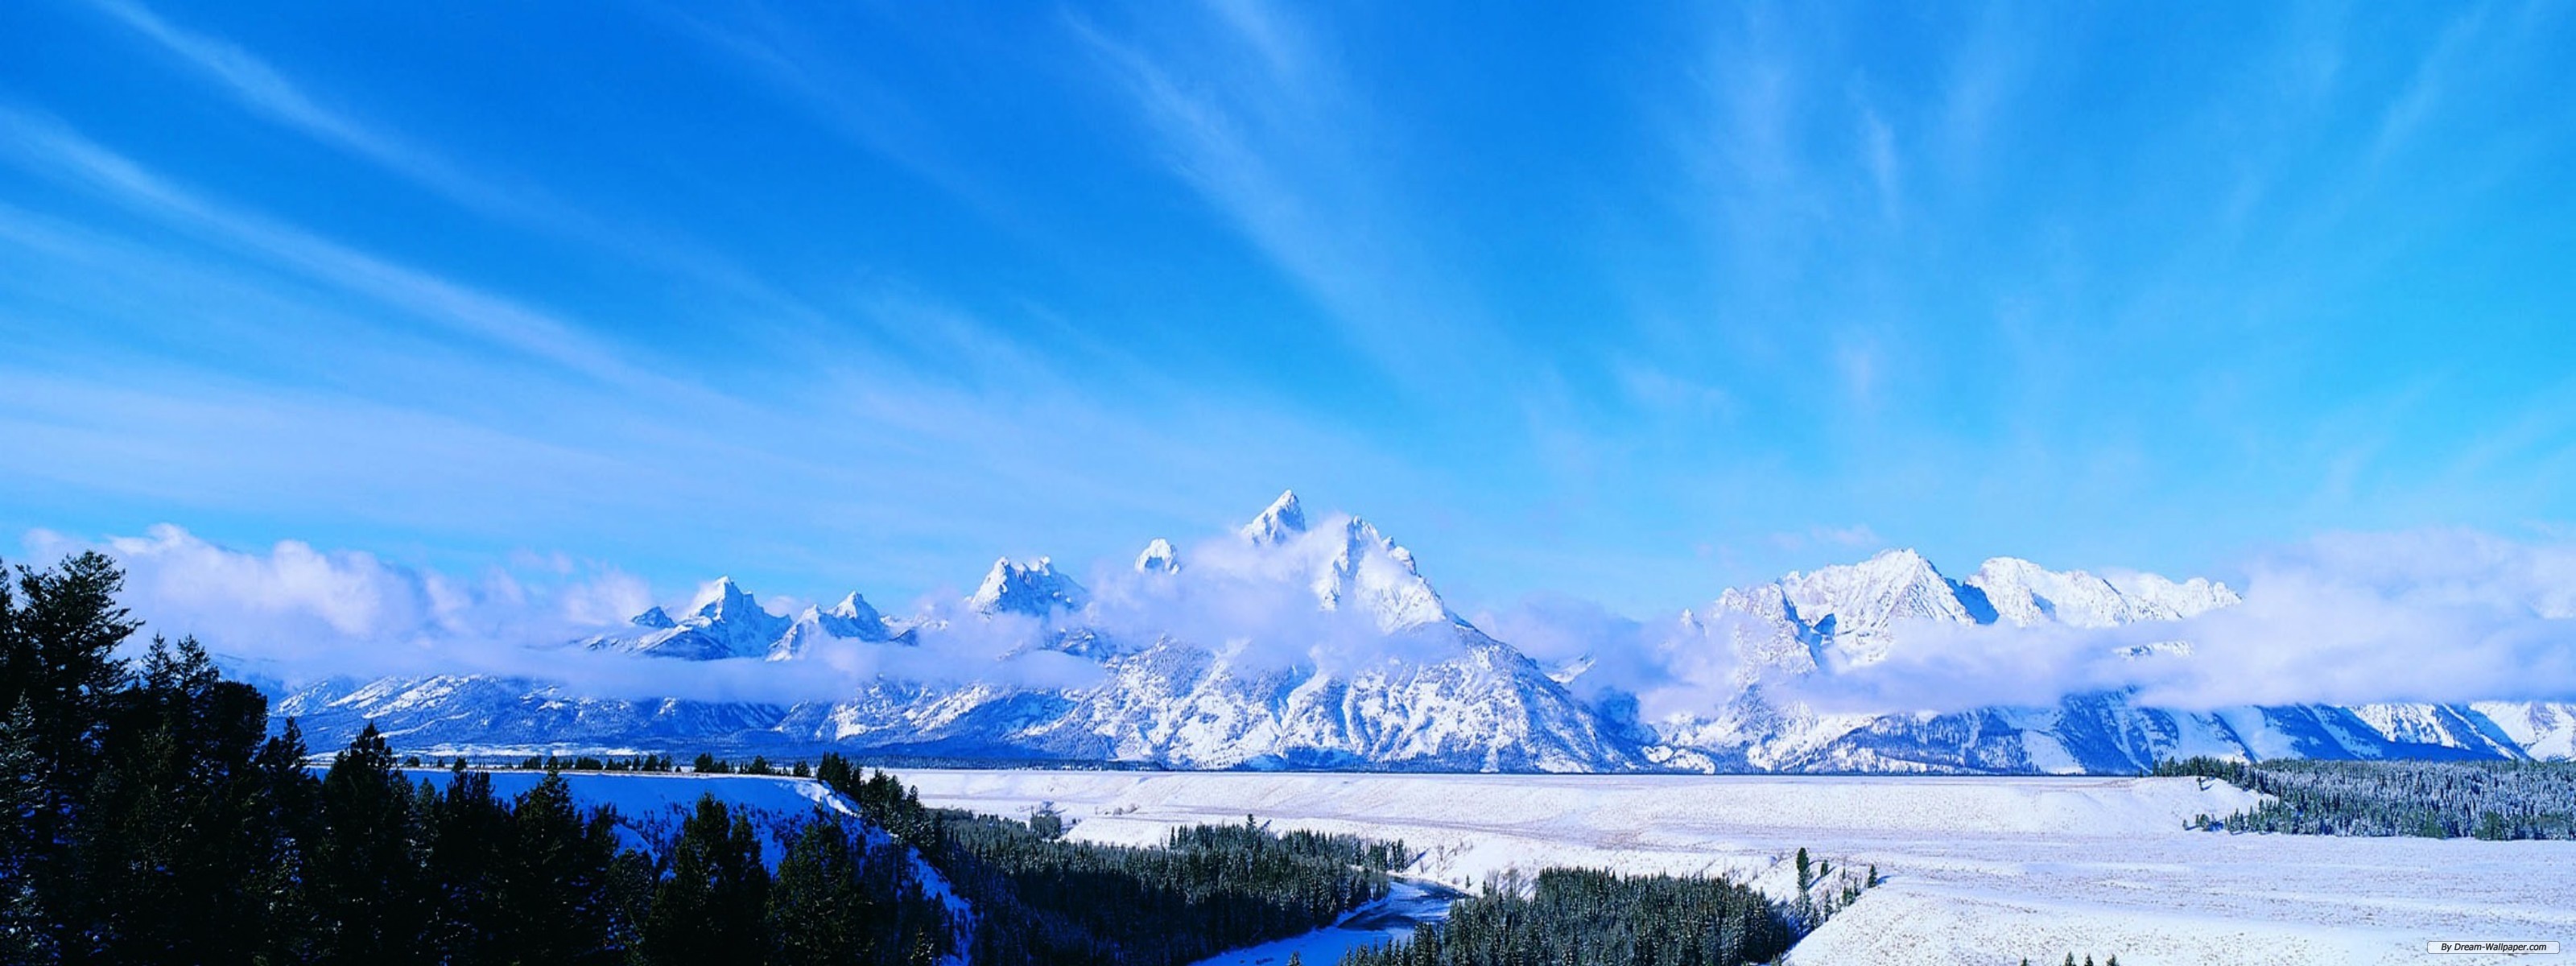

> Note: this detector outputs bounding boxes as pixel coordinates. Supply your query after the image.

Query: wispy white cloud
[82,0,587,231]
[2365,6,2491,169]
[80,0,842,333]
[1067,2,1494,390]
[0,179,1397,604]
[0,110,676,393]
[1932,1,2030,181]
[656,4,1013,225]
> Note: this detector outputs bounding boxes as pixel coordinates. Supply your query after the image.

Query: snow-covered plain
[894,770,2576,966]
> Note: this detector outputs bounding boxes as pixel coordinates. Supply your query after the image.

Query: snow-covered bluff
[271,493,2576,773]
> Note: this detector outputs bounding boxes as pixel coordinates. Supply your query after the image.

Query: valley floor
[890,770,2576,966]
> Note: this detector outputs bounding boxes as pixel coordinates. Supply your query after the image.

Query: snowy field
[397,769,849,820]
[892,770,2576,966]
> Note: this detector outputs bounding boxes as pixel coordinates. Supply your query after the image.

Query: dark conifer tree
[768,819,881,965]
[500,771,629,964]
[0,697,51,965]
[251,720,324,966]
[74,637,279,964]
[1,551,134,955]
[425,766,510,963]
[640,795,770,965]
[314,723,434,965]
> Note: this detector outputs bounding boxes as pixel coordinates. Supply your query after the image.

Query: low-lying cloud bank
[1761,530,2576,713]
[19,525,914,703]
[19,523,2576,714]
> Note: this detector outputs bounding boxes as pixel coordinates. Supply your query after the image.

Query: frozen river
[892,770,2576,966]
[1187,877,1463,966]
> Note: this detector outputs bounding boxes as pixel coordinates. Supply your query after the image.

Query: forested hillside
[0,551,956,965]
[0,551,1404,965]
[2156,757,2576,840]
[820,757,1402,964]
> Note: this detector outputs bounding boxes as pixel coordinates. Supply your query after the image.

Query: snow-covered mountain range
[271,492,2576,773]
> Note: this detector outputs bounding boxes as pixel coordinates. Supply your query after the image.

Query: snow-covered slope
[1645,550,2562,773]
[582,576,791,660]
[969,557,1088,617]
[271,493,2576,773]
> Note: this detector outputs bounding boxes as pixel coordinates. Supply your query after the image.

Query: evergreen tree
[0,698,52,966]
[313,723,434,965]
[500,772,628,964]
[425,767,509,963]
[248,717,324,965]
[640,795,770,965]
[0,551,135,956]
[73,637,279,964]
[768,819,883,965]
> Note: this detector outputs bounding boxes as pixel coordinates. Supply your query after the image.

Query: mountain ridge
[270,493,2576,773]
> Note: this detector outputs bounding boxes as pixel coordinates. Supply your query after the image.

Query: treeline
[819,758,1402,965]
[0,552,952,964]
[469,753,791,775]
[495,754,681,774]
[1336,868,1798,966]
[2155,756,2576,840]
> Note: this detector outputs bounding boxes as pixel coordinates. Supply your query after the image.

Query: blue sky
[2,0,2572,618]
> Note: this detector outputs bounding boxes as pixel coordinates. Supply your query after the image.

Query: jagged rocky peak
[971,556,1089,617]
[690,576,762,621]
[1967,556,2133,628]
[1693,585,1820,679]
[1135,538,1181,574]
[2106,571,2241,620]
[817,592,891,639]
[1778,547,1979,639]
[770,591,898,660]
[827,591,884,625]
[584,575,787,660]
[1241,489,1309,546]
[1312,515,1451,632]
[1967,557,2241,627]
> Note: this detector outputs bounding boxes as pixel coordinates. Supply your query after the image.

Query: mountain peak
[688,576,762,620]
[802,591,890,642]
[1241,489,1308,546]
[972,556,1089,617]
[588,575,786,660]
[1776,548,1975,663]
[1309,514,1451,631]
[1135,538,1181,574]
[1861,547,1935,572]
[828,592,884,623]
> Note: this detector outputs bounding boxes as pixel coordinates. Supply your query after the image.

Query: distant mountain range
[271,491,2576,773]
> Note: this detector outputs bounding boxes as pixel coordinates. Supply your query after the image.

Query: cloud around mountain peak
[21,502,2576,716]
